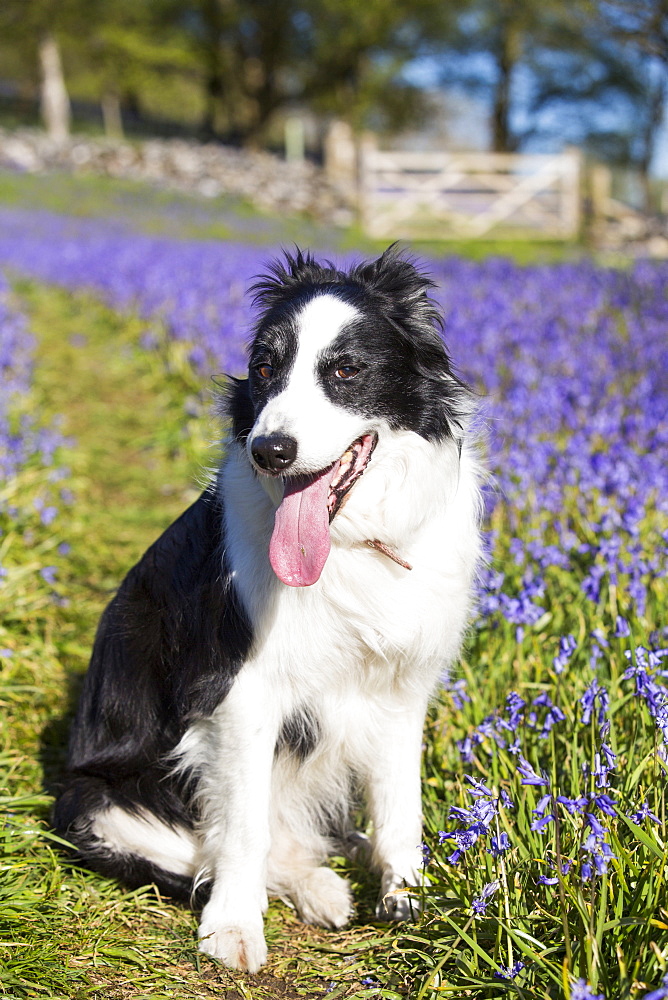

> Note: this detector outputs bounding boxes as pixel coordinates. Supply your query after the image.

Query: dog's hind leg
[267,827,353,929]
[90,804,198,880]
[54,774,198,902]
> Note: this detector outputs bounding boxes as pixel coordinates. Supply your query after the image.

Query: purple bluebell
[614,616,631,638]
[580,678,609,726]
[553,634,577,674]
[487,832,511,857]
[471,880,499,915]
[494,960,524,981]
[517,755,549,787]
[40,566,57,586]
[571,980,605,1000]
[537,874,559,885]
[628,800,661,825]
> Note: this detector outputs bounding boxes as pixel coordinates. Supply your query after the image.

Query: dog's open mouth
[327,433,377,520]
[269,433,377,588]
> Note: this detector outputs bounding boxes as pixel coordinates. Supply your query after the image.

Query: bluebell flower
[531,812,555,832]
[580,830,616,879]
[471,880,499,915]
[628,800,661,825]
[487,833,511,857]
[40,566,57,586]
[571,979,604,1000]
[580,678,609,726]
[557,795,588,815]
[614,615,631,638]
[529,692,566,737]
[446,677,470,710]
[553,634,577,674]
[494,960,524,980]
[533,793,552,816]
[517,755,548,786]
[465,775,495,798]
[591,794,617,817]
[499,789,514,810]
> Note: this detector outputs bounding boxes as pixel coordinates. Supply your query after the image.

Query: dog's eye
[255,364,274,380]
[335,366,359,380]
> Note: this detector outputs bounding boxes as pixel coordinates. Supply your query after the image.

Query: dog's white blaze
[295,293,360,360]
[91,805,197,877]
[250,294,368,474]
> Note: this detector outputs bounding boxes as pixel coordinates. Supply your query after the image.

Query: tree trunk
[38,33,71,143]
[491,20,519,152]
[101,92,124,139]
[638,77,666,214]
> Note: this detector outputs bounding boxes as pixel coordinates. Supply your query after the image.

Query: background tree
[158,0,443,145]
[0,0,85,139]
[597,0,668,208]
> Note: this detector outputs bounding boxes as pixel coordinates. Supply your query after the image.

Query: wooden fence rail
[358,140,582,241]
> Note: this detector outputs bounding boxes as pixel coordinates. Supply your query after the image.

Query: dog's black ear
[351,243,443,334]
[251,246,340,314]
[218,375,254,444]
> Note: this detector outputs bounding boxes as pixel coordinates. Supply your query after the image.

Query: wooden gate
[359,142,582,240]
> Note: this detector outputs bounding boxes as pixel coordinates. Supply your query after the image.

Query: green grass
[0,211,664,997]
[0,170,352,251]
[1,282,408,999]
[0,168,588,263]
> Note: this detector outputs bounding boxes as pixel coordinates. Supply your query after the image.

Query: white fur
[102,290,483,973]
[248,294,365,474]
[91,806,197,878]
[172,415,482,970]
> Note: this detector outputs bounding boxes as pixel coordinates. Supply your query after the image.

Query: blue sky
[404,56,668,179]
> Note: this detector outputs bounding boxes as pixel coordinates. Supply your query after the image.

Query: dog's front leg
[365,697,428,921]
[196,667,281,973]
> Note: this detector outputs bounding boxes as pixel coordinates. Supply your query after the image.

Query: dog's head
[227,245,471,587]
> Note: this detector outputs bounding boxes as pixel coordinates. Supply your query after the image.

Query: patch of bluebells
[446,632,639,886]
[438,776,507,865]
[0,275,70,603]
[0,275,68,489]
[622,645,668,756]
[0,209,664,627]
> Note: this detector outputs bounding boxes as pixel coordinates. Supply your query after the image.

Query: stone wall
[0,128,354,224]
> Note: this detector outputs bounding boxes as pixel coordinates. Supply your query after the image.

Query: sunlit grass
[1,258,666,998]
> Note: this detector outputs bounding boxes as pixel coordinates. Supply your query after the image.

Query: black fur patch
[53,488,253,880]
[277,708,320,761]
[241,244,472,442]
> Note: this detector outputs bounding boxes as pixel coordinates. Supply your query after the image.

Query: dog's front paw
[376,876,422,922]
[292,866,353,929]
[198,915,268,973]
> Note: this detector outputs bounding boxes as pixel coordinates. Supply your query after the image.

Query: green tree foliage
[158,0,443,143]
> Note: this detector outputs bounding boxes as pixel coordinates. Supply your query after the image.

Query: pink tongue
[269,462,339,587]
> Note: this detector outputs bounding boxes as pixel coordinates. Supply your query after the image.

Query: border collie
[54,245,482,973]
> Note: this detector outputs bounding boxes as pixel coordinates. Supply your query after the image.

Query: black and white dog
[54,246,482,973]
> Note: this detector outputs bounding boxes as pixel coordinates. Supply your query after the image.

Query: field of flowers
[0,202,666,999]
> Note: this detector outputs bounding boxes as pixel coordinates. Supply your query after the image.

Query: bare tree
[38,32,71,141]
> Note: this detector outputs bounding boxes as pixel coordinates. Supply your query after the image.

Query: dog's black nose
[251,434,298,473]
